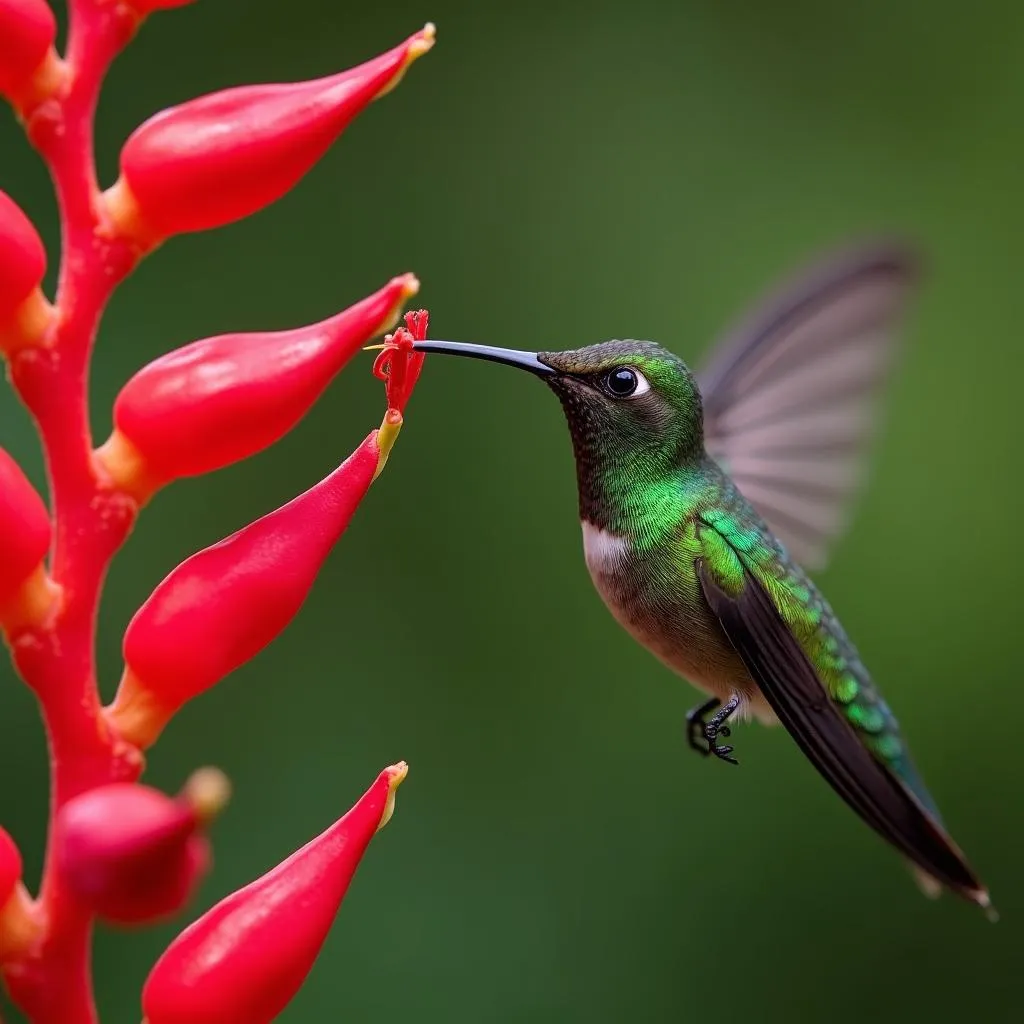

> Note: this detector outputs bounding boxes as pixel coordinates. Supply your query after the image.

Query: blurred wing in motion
[699,243,918,571]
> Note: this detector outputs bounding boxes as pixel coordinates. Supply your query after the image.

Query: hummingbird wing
[698,243,918,571]
[695,556,989,908]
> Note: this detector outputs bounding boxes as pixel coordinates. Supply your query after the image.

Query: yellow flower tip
[401,273,422,300]
[376,273,422,336]
[10,49,69,118]
[412,22,438,57]
[373,409,403,480]
[377,761,409,832]
[0,884,43,963]
[0,289,55,355]
[374,23,437,100]
[182,767,232,827]
[105,669,174,751]
[99,177,162,254]
[93,430,161,507]
[0,564,62,635]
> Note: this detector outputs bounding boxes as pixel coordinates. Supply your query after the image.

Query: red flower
[142,764,406,1024]
[0,827,38,962]
[54,770,229,926]
[0,0,63,113]
[95,274,419,502]
[0,187,52,352]
[103,26,435,249]
[106,432,383,748]
[373,308,429,414]
[126,0,197,13]
[0,445,58,632]
[0,2,435,1017]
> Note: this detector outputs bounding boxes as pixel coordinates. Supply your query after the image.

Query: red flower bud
[54,769,229,926]
[0,188,52,351]
[0,446,59,631]
[127,0,197,12]
[0,827,21,910]
[0,826,38,961]
[95,274,419,502]
[142,763,406,1024]
[103,25,435,249]
[107,431,384,748]
[0,0,62,111]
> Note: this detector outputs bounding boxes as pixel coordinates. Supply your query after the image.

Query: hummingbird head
[412,338,705,525]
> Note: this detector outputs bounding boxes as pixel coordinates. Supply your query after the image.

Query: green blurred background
[3,0,1023,1020]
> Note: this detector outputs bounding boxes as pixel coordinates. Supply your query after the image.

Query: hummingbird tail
[697,559,995,918]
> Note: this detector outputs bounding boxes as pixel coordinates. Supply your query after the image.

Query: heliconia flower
[54,769,230,926]
[141,763,407,1024]
[0,0,63,112]
[0,826,38,961]
[0,188,52,352]
[0,446,58,632]
[102,25,436,250]
[106,430,386,748]
[95,274,419,503]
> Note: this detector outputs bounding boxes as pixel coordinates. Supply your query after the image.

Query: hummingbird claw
[685,696,720,756]
[685,693,742,766]
[709,742,739,766]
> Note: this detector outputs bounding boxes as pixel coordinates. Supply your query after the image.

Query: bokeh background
[2,0,1023,1020]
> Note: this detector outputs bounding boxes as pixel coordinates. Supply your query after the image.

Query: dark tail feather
[697,558,993,915]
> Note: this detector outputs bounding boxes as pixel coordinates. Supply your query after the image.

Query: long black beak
[412,340,554,375]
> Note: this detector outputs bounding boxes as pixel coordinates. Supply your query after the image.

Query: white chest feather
[579,519,776,723]
[581,520,631,575]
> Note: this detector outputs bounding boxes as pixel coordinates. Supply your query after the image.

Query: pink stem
[2,3,145,1020]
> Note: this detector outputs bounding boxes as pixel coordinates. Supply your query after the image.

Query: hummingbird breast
[580,518,777,724]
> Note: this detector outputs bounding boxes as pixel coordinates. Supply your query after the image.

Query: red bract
[95,273,419,502]
[0,0,62,112]
[107,432,383,748]
[54,769,229,926]
[142,763,407,1024]
[0,188,51,351]
[103,25,435,249]
[0,446,57,631]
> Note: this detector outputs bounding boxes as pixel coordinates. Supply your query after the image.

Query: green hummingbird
[413,243,992,913]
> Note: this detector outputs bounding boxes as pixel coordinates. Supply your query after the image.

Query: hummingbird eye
[602,366,648,398]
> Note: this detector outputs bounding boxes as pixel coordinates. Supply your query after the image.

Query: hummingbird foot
[685,693,741,765]
[686,696,720,755]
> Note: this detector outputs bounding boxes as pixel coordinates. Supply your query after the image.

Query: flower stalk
[0,4,433,1020]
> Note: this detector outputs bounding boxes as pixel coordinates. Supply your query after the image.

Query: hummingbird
[412,243,992,913]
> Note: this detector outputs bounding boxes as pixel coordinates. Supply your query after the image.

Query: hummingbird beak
[411,340,554,376]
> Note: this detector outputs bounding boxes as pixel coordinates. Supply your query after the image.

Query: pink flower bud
[95,274,418,502]
[0,0,60,109]
[0,188,51,351]
[0,446,58,631]
[142,763,406,1024]
[103,25,435,248]
[54,769,229,926]
[107,432,382,747]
